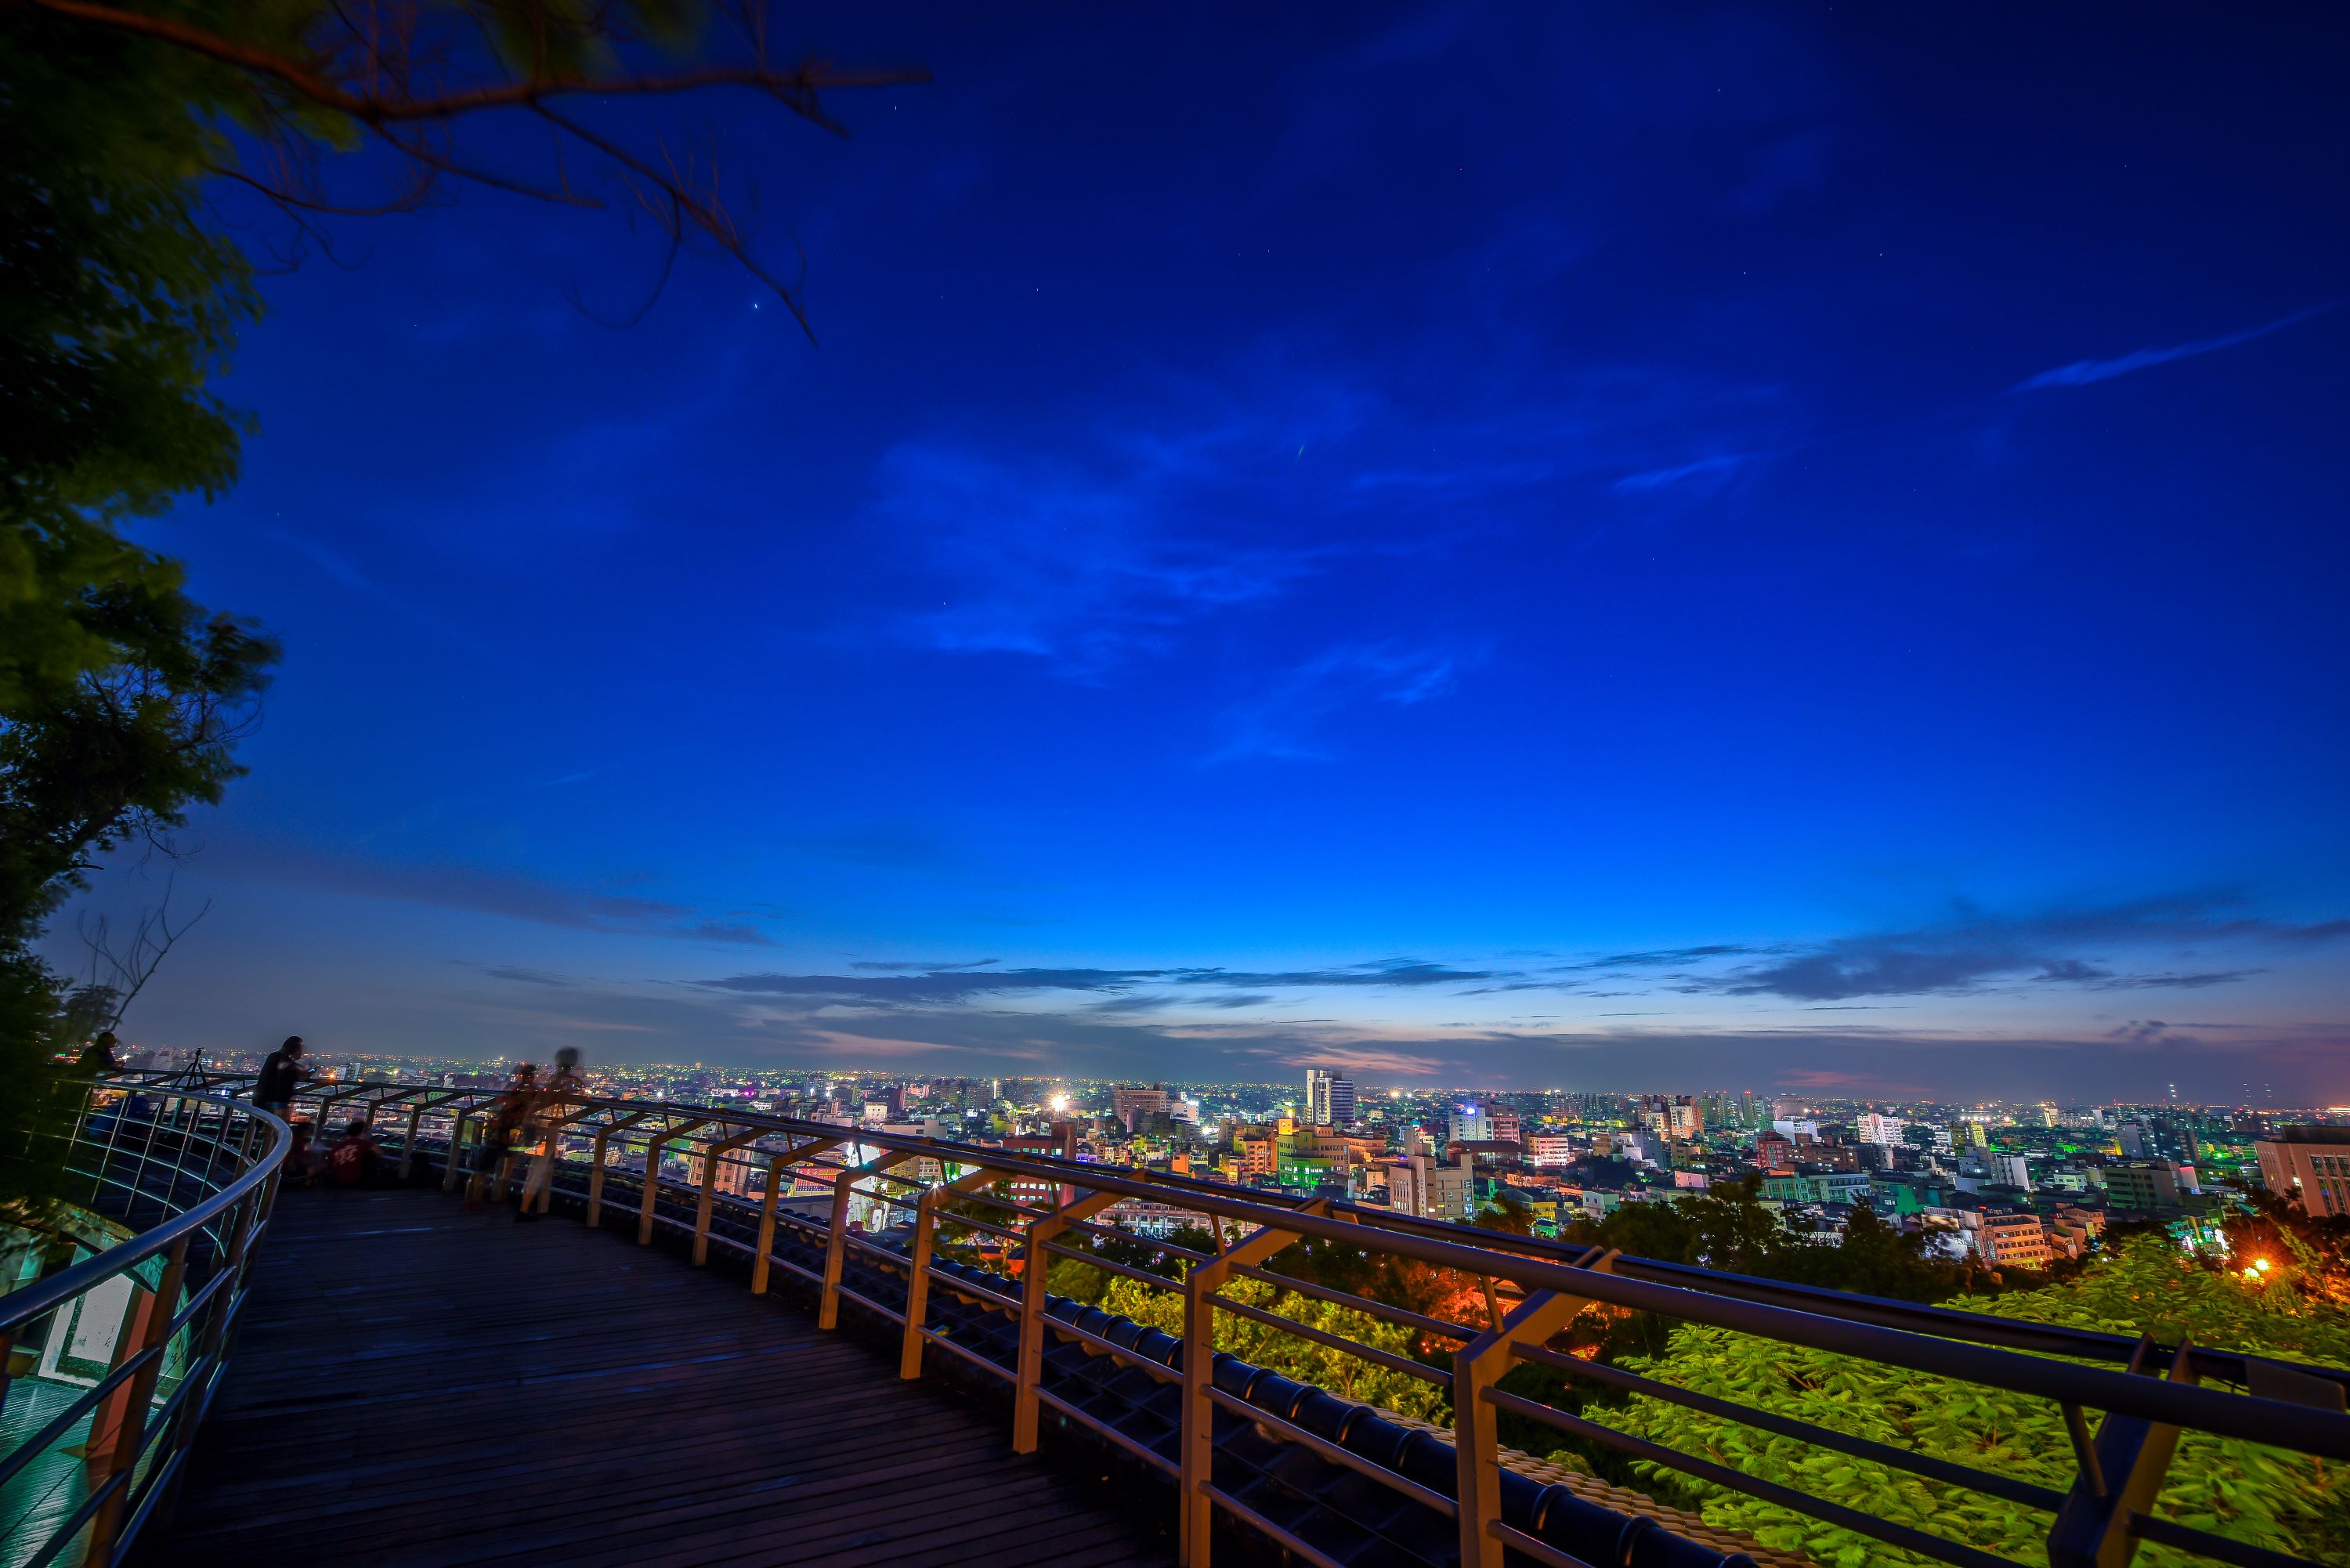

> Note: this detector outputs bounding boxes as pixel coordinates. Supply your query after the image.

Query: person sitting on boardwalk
[328,1118,384,1187]
[282,1119,318,1187]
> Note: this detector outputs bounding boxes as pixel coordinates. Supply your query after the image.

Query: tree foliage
[1091,1272,1452,1424]
[1,8,278,1176]
[1560,1176,2003,1301]
[1598,1236,2350,1567]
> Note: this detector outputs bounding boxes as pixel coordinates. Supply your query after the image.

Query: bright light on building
[1048,1093,1069,1113]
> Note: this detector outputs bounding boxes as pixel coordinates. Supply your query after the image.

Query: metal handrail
[2,1081,290,1568]
[2,1096,287,1332]
[122,1066,2348,1394]
[153,1069,2350,1568]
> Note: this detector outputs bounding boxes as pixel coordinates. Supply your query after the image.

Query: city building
[1386,1129,1473,1221]
[1986,1151,2032,1191]
[1639,1095,1702,1140]
[1446,1104,1491,1145]
[1112,1084,1172,1132]
[2102,1162,2183,1213]
[681,1148,760,1199]
[1305,1068,1358,1128]
[2256,1125,2350,1217]
[1528,1133,1575,1168]
[1856,1112,1906,1147]
[1974,1210,2053,1270]
[1236,1129,1276,1180]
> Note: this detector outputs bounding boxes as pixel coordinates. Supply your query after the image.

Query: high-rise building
[1986,1151,2032,1190]
[2102,1163,2182,1213]
[1306,1068,1357,1127]
[1446,1104,1491,1145]
[1528,1133,1575,1168]
[1857,1113,1906,1147]
[1638,1095,1702,1139]
[2256,1126,2350,1217]
[1112,1084,1172,1132]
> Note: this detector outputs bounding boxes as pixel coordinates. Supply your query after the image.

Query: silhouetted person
[75,1031,121,1071]
[254,1036,310,1118]
[519,1047,585,1219]
[328,1118,383,1187]
[465,1064,537,1212]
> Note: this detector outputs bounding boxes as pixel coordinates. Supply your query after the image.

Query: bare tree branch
[15,0,924,125]
[76,876,212,1033]
[11,0,927,330]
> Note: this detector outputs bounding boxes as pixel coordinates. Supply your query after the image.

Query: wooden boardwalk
[149,1187,1176,1568]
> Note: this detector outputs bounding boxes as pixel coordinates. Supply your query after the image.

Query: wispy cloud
[870,414,1350,681]
[1213,641,1481,763]
[698,955,1499,1010]
[1613,452,1758,493]
[204,833,776,946]
[1711,894,2341,1002]
[2011,303,2337,393]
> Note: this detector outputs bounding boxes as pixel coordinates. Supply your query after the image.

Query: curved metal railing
[131,1068,2350,1568]
[0,1080,288,1568]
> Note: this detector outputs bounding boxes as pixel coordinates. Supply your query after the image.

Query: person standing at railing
[74,1030,121,1071]
[515,1046,585,1221]
[252,1035,312,1118]
[464,1063,537,1212]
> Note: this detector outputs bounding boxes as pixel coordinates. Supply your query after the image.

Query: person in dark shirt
[254,1035,309,1117]
[74,1031,121,1072]
[328,1119,382,1187]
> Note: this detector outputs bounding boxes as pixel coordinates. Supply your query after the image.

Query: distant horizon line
[143,1046,2328,1111]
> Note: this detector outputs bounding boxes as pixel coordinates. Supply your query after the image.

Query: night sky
[72,4,2350,1100]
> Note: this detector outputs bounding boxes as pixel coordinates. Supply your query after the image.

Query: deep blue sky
[74,3,2350,1100]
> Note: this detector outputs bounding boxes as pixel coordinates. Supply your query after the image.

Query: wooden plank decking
[146,1187,1175,1568]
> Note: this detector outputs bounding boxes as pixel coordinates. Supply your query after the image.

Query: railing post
[751,1157,785,1295]
[400,1099,427,1180]
[902,1167,1005,1379]
[81,1234,191,1568]
[524,1103,600,1215]
[819,1150,921,1330]
[638,1118,713,1245]
[1452,1247,1615,1568]
[692,1128,761,1265]
[750,1137,837,1295]
[2047,1337,2199,1568]
[1012,1187,1123,1454]
[1175,1205,1321,1567]
[443,1113,471,1192]
[584,1110,652,1227]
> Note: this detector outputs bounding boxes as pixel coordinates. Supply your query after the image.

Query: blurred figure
[253,1035,310,1118]
[282,1119,317,1187]
[328,1118,383,1187]
[75,1031,121,1071]
[465,1063,537,1212]
[517,1046,585,1219]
